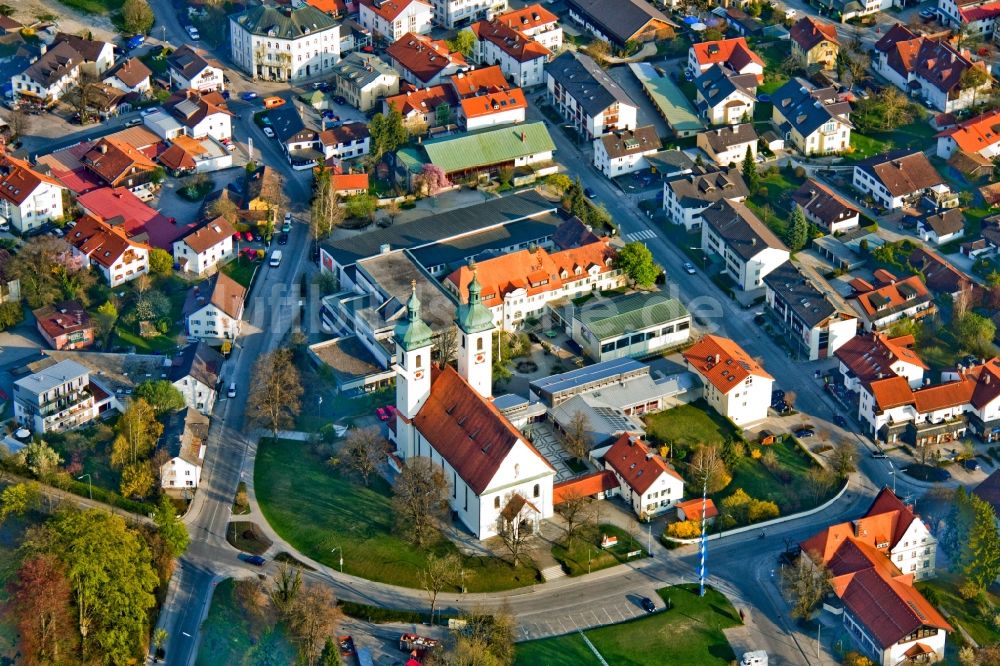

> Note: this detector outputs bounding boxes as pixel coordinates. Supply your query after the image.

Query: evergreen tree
[787,205,809,251]
[963,493,1000,590]
[741,146,759,192]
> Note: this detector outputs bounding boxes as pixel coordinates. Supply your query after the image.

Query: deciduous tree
[562,410,591,463]
[153,495,190,558]
[369,103,408,166]
[112,398,162,468]
[8,553,74,665]
[0,301,23,330]
[689,445,731,494]
[829,442,856,478]
[422,552,461,623]
[345,193,377,223]
[955,311,996,357]
[448,29,477,57]
[289,583,342,666]
[614,241,660,287]
[136,379,185,415]
[269,563,302,617]
[208,195,240,227]
[392,456,450,547]
[15,440,63,479]
[781,555,831,619]
[556,491,593,543]
[120,461,154,499]
[121,0,155,34]
[963,492,1000,590]
[7,236,75,308]
[340,426,387,486]
[0,481,40,525]
[246,348,303,436]
[148,248,173,275]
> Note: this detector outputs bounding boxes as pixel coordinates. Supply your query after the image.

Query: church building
[392,275,555,540]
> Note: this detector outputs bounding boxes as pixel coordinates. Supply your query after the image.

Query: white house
[700,199,790,292]
[835,332,928,394]
[593,125,661,178]
[0,153,66,234]
[66,216,150,288]
[694,64,757,126]
[319,122,371,166]
[53,33,115,77]
[936,107,1000,160]
[852,150,949,210]
[791,179,860,234]
[688,37,764,81]
[471,17,550,88]
[918,208,965,245]
[695,124,757,167]
[13,360,97,434]
[493,4,562,50]
[683,334,774,426]
[172,216,236,276]
[159,408,209,492]
[170,342,223,414]
[391,278,556,540]
[12,41,83,106]
[546,51,638,141]
[602,433,685,519]
[387,33,468,87]
[854,275,936,332]
[458,88,527,130]
[103,58,152,96]
[359,0,433,43]
[430,0,508,29]
[663,166,750,231]
[229,1,341,82]
[167,45,225,93]
[164,90,234,142]
[332,52,401,112]
[772,78,852,156]
[183,272,247,344]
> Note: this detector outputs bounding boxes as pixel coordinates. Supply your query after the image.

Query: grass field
[514,584,740,666]
[916,575,1000,647]
[551,524,646,577]
[113,274,191,353]
[254,438,539,591]
[644,402,739,452]
[55,0,124,15]
[196,579,297,666]
[848,116,937,160]
[718,437,833,514]
[221,256,259,289]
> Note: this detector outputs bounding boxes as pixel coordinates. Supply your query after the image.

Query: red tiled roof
[384,84,458,117]
[450,65,511,98]
[66,215,148,269]
[855,275,931,319]
[81,136,157,187]
[682,334,772,393]
[908,247,972,296]
[674,497,719,521]
[961,1,1000,20]
[0,152,63,206]
[868,375,915,410]
[387,33,466,83]
[77,186,195,250]
[970,358,1000,409]
[471,18,551,63]
[460,88,527,119]
[445,240,616,308]
[494,3,558,32]
[604,433,682,495]
[330,173,369,191]
[789,16,839,51]
[178,216,236,254]
[552,470,618,504]
[158,143,197,171]
[209,271,246,319]
[835,333,928,384]
[360,0,429,21]
[691,37,764,70]
[412,366,554,495]
[937,107,1000,155]
[33,301,92,340]
[107,57,152,88]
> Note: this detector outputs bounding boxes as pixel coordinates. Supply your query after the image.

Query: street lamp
[78,474,92,500]
[887,458,896,494]
[330,546,343,573]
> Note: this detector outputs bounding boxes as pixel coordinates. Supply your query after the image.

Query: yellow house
[789,16,839,70]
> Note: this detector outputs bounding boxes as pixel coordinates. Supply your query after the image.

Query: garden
[551,524,646,577]
[254,437,540,591]
[514,584,741,666]
[110,272,191,353]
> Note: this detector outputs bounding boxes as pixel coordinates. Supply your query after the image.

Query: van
[227,383,237,398]
[263,96,285,110]
[124,117,142,127]
[740,651,768,666]
[269,250,282,267]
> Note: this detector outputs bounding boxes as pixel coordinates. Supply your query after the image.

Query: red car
[244,231,254,242]
[376,407,389,421]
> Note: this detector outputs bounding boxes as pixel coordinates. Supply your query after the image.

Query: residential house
[66,216,150,287]
[80,137,158,190]
[791,179,860,233]
[13,360,97,434]
[170,342,223,414]
[331,52,400,111]
[491,4,562,51]
[183,271,247,344]
[801,489,949,666]
[675,497,719,524]
[546,51,638,140]
[683,334,774,426]
[937,107,1000,163]
[471,17,549,88]
[565,0,675,47]
[167,45,225,93]
[229,0,342,82]
[358,0,433,42]
[694,64,757,126]
[696,123,758,167]
[602,433,685,518]
[159,408,209,492]
[391,282,556,540]
[158,135,234,176]
[52,33,115,77]
[552,471,619,504]
[76,186,191,251]
[164,90,233,142]
[319,122,371,167]
[918,207,965,244]
[444,238,623,331]
[331,173,370,195]
[772,78,852,155]
[570,291,692,362]
[268,104,322,169]
[457,87,527,130]
[429,0,507,29]
[701,199,790,291]
[662,166,750,231]
[688,37,764,82]
[593,125,661,177]
[763,261,858,360]
[382,85,459,131]
[720,7,764,37]
[172,216,236,276]
[0,152,66,234]
[789,16,839,70]
[853,274,935,331]
[33,301,95,351]
[873,24,991,112]
[836,332,928,394]
[852,150,950,210]
[908,246,975,299]
[103,58,152,96]
[387,32,468,87]
[11,41,84,106]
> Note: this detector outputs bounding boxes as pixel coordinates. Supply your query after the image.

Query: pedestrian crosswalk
[625,229,658,242]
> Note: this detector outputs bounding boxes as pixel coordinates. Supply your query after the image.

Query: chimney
[714,353,721,364]
[521,131,526,142]
[99,143,108,154]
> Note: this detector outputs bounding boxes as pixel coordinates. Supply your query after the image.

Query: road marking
[625,229,657,241]
[578,630,610,666]
[181,632,191,638]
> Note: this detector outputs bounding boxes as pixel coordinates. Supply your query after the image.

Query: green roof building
[568,291,692,362]
[455,271,494,335]
[417,122,555,177]
[229,1,341,82]
[394,282,434,352]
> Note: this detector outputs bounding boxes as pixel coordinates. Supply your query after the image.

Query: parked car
[963,459,981,471]
[186,25,200,40]
[640,597,656,613]
[584,187,596,199]
[283,212,292,231]
[124,117,142,127]
[833,414,847,427]
[333,95,347,105]
[243,231,254,242]
[682,261,696,275]
[871,451,888,459]
[140,107,157,116]
[127,34,145,50]
[919,7,936,19]
[227,383,237,398]
[262,126,275,138]
[793,428,814,438]
[277,232,288,245]
[237,553,265,566]
[253,232,263,242]
[241,91,259,101]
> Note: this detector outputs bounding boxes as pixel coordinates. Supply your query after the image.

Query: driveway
[606,64,671,139]
[0,317,45,412]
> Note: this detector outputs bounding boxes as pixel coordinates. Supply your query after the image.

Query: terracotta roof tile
[471,18,551,63]
[937,107,1000,155]
[674,497,719,520]
[387,33,466,83]
[459,88,527,119]
[835,333,928,384]
[0,152,62,206]
[450,65,511,97]
[682,334,773,393]
[552,470,618,504]
[177,216,236,254]
[692,37,764,71]
[855,275,931,319]
[66,215,148,269]
[360,0,429,21]
[789,16,839,51]
[494,4,558,32]
[384,84,458,117]
[868,375,915,410]
[32,301,92,341]
[330,173,369,191]
[604,433,682,495]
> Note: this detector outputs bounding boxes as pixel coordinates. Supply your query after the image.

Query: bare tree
[562,411,591,463]
[781,555,831,619]
[269,563,302,617]
[234,577,270,620]
[689,445,730,494]
[446,603,517,666]
[556,491,593,544]
[289,583,343,666]
[436,324,459,369]
[246,349,303,437]
[784,391,797,411]
[422,552,461,623]
[63,73,101,122]
[340,426,387,486]
[496,492,533,565]
[392,457,450,547]
[208,195,240,227]
[830,442,856,478]
[385,199,401,226]
[5,107,30,140]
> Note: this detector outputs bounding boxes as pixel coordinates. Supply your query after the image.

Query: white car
[187,25,200,40]
[262,126,275,138]
[140,107,157,116]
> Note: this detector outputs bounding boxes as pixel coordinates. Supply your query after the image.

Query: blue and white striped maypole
[698,475,708,597]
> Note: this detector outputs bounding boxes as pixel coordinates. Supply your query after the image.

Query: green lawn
[54,0,124,15]
[644,402,739,452]
[112,274,191,353]
[196,578,297,666]
[747,167,806,238]
[916,575,1000,647]
[515,585,740,666]
[221,256,258,289]
[551,524,646,577]
[849,133,891,159]
[848,117,937,160]
[254,438,539,591]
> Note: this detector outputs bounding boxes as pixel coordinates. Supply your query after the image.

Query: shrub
[793,166,806,178]
[757,186,768,198]
[959,580,981,600]
[665,520,702,539]
[750,448,763,460]
[748,499,779,522]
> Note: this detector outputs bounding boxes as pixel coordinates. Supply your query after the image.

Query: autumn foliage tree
[8,553,75,665]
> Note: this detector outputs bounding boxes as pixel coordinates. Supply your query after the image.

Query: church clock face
[475,353,485,364]
[414,370,424,379]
